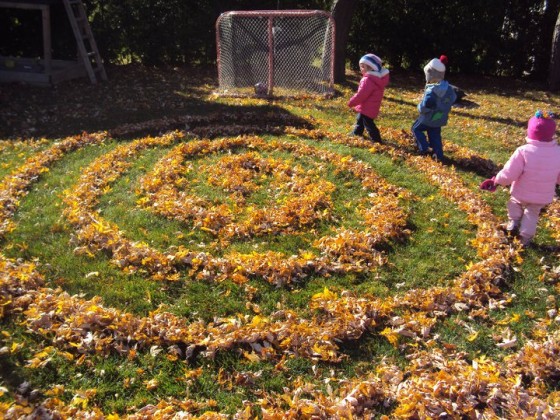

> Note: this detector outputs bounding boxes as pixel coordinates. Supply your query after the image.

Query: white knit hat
[424,58,446,82]
[425,58,445,72]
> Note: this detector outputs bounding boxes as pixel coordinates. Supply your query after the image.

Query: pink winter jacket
[347,70,390,119]
[494,138,560,205]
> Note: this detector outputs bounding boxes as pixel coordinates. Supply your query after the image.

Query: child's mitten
[479,177,497,192]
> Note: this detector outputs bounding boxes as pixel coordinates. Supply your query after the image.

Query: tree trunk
[534,0,560,81]
[550,9,560,90]
[331,0,358,83]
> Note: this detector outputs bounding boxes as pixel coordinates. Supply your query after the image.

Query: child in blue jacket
[412,58,457,161]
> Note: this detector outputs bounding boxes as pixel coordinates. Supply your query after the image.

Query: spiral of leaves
[64,134,409,286]
[1,114,559,418]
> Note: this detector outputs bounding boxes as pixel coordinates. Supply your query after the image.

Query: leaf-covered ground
[0,64,559,418]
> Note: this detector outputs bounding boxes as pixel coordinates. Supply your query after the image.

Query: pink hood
[494,138,560,205]
[348,70,390,119]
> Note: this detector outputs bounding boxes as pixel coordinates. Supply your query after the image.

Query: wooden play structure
[0,0,107,85]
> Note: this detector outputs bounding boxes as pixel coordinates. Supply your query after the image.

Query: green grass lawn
[0,66,559,418]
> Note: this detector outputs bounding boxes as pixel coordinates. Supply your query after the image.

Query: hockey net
[216,10,335,97]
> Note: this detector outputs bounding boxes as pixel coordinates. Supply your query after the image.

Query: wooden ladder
[62,0,107,84]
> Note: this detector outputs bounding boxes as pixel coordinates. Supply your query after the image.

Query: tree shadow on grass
[0,64,312,140]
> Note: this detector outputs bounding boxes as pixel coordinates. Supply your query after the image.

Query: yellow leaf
[59,351,74,361]
[144,379,159,390]
[184,367,203,380]
[242,351,261,362]
[524,310,536,319]
[509,313,521,323]
[250,315,268,327]
[380,328,399,347]
[312,287,338,301]
[71,395,89,409]
[467,331,479,341]
[10,342,22,353]
[300,404,318,416]
[301,251,315,260]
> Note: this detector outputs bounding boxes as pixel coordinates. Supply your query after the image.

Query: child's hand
[479,177,497,192]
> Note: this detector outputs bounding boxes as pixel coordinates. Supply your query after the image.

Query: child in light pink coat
[480,111,560,246]
[348,53,390,142]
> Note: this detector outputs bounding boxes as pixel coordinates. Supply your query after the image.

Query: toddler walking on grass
[348,53,390,143]
[412,58,456,161]
[480,111,560,247]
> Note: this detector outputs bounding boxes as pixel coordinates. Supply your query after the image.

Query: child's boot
[520,235,532,248]
[502,219,520,236]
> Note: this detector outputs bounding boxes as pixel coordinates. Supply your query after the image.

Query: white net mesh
[216,10,335,97]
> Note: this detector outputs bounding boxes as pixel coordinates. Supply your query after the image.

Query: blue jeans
[412,120,443,160]
[353,113,381,142]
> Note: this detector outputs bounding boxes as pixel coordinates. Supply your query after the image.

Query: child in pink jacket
[348,53,390,142]
[480,111,560,246]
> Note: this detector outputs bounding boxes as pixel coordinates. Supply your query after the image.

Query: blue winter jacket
[416,80,457,127]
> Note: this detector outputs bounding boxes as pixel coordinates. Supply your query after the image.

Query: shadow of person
[452,99,479,109]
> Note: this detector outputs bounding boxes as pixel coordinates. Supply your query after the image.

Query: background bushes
[1,0,558,80]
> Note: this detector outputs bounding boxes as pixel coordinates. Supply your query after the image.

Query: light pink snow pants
[506,197,544,242]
